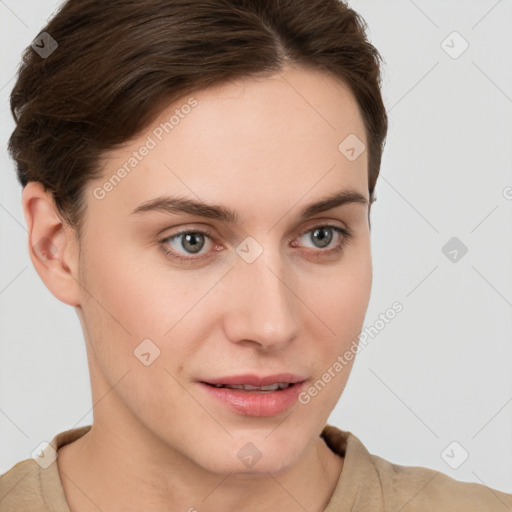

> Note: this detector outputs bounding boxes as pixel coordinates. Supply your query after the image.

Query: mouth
[198,374,308,417]
[202,382,295,392]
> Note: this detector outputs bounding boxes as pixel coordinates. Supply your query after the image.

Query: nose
[222,246,301,351]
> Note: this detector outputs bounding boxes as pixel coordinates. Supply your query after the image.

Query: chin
[209,452,299,477]
[188,435,305,477]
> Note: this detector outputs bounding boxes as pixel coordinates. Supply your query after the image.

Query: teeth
[210,382,292,391]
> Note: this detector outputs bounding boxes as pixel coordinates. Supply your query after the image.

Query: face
[75,64,372,475]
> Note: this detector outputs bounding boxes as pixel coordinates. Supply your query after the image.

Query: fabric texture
[1,423,511,511]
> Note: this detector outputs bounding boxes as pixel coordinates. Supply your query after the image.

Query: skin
[22,64,372,512]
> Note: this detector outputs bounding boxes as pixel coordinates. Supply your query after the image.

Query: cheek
[304,241,372,332]
[76,232,165,374]
[79,228,171,336]
[77,245,200,427]
[296,241,371,402]
[339,236,372,311]
[77,235,219,381]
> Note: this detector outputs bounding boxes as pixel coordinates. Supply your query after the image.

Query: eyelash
[159,224,352,264]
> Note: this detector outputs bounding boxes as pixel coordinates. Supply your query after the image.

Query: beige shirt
[1,424,511,511]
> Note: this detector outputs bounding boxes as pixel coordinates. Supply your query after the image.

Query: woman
[1,0,511,510]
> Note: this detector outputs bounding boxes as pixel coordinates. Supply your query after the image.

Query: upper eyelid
[164,221,345,237]
[162,217,348,238]
[296,219,347,234]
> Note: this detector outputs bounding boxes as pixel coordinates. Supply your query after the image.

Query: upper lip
[200,373,307,386]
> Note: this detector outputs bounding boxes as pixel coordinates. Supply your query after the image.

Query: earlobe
[21,181,81,307]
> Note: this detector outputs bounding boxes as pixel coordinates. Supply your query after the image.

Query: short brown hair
[8,0,388,240]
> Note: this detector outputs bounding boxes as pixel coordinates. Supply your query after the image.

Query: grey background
[1,0,511,494]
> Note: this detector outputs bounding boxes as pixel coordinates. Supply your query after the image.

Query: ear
[21,181,82,307]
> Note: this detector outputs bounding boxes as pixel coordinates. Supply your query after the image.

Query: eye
[160,229,216,263]
[159,224,352,264]
[297,225,342,249]
[293,224,352,258]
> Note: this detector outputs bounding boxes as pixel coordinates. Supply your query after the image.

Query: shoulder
[322,424,512,511]
[0,425,91,512]
[0,458,49,511]
[370,451,512,511]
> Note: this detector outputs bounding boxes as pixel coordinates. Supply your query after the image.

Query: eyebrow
[130,189,368,224]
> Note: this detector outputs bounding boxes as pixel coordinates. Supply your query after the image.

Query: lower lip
[198,381,307,417]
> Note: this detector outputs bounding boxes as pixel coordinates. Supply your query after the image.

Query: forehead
[90,65,369,223]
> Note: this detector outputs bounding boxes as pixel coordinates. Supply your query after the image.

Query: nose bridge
[225,238,300,348]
